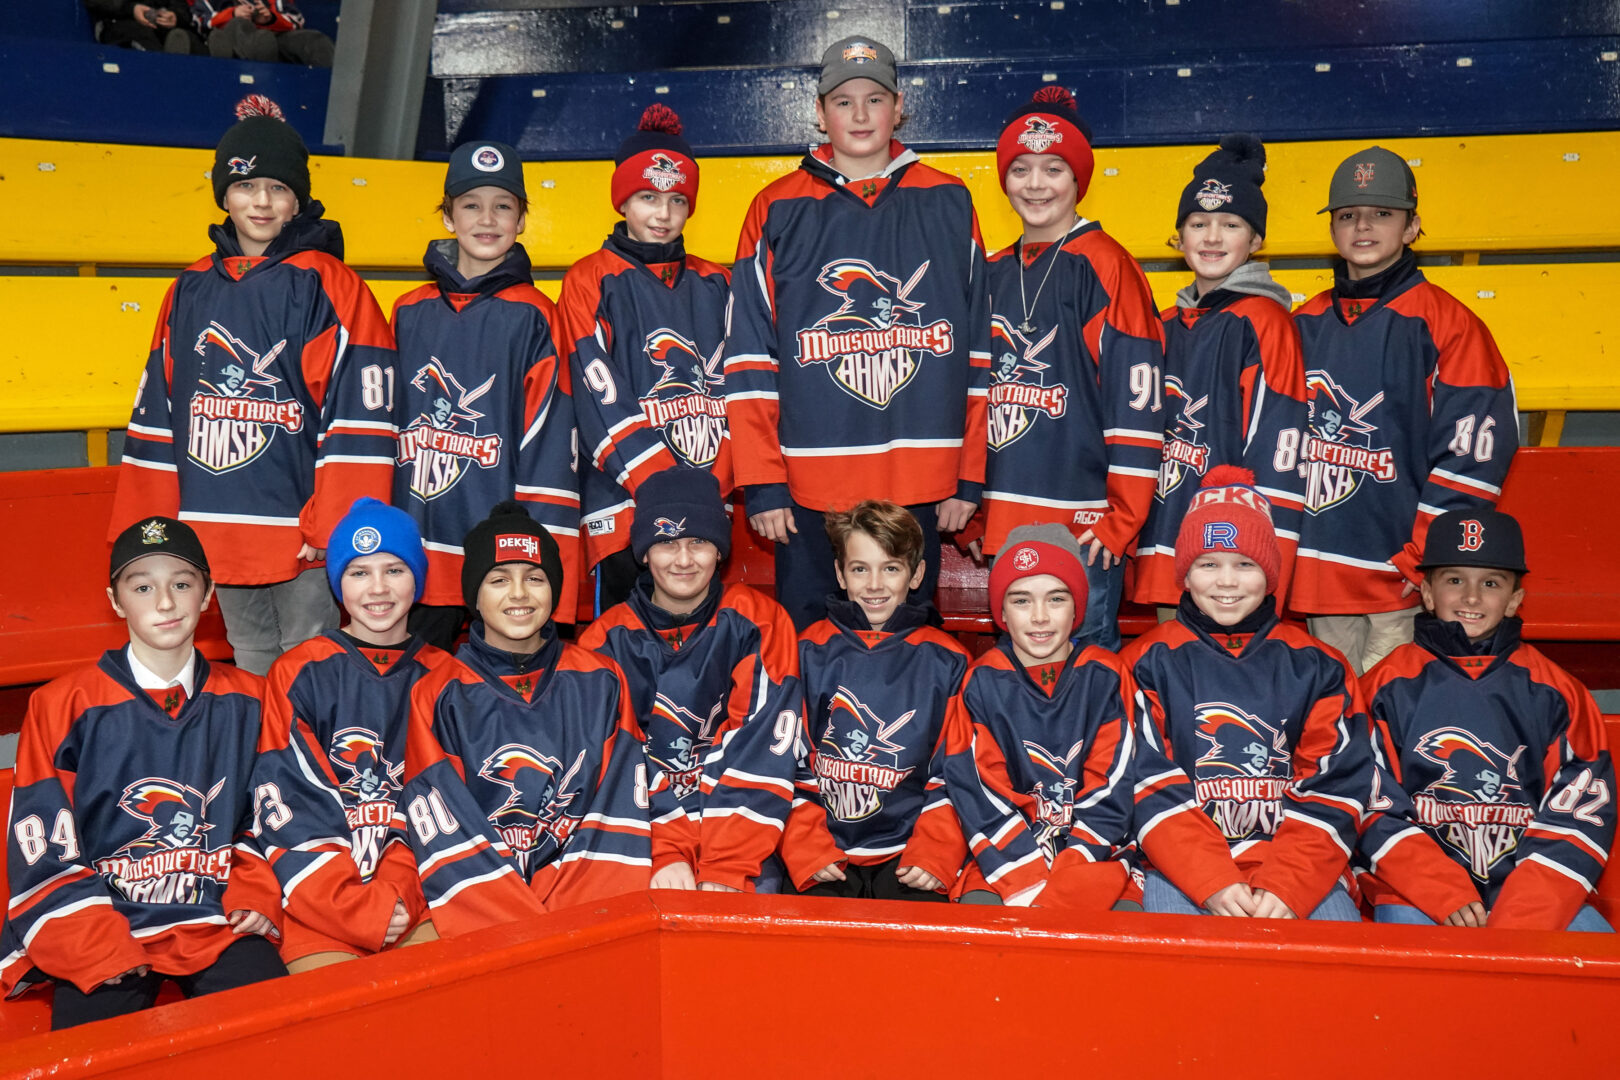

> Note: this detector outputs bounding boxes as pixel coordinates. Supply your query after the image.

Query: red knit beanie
[611,104,699,215]
[1174,465,1281,593]
[989,524,1090,631]
[996,86,1095,202]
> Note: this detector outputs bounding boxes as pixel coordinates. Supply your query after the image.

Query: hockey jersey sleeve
[697,603,803,890]
[109,280,186,537]
[721,191,793,513]
[897,727,970,887]
[1042,682,1139,911]
[1086,247,1168,556]
[1389,299,1518,583]
[1489,679,1615,930]
[512,292,582,616]
[1237,310,1309,603]
[940,690,1048,904]
[957,211,992,506]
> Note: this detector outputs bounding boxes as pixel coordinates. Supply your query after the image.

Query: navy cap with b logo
[1418,509,1528,574]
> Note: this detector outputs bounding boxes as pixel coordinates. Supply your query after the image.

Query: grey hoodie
[1174,259,1293,310]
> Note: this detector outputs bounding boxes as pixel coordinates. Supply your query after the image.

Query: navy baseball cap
[445,140,526,200]
[1418,509,1528,575]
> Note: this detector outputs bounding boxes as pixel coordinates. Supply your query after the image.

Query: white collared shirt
[126,645,197,699]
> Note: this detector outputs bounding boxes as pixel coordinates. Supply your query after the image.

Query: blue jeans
[1143,870,1361,921]
[1074,553,1124,653]
[1374,903,1614,933]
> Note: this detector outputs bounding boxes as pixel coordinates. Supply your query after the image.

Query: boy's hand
[748,508,797,545]
[651,862,698,890]
[697,881,741,893]
[153,7,177,26]
[810,862,846,884]
[229,908,277,937]
[103,964,150,987]
[1075,529,1119,570]
[297,544,325,562]
[1249,890,1297,919]
[935,497,978,533]
[896,864,942,892]
[382,900,411,946]
[1202,882,1257,917]
[134,4,156,25]
[231,2,255,19]
[1442,901,1487,928]
[250,0,274,23]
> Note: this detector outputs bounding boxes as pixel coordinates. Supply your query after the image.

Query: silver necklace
[1017,216,1077,334]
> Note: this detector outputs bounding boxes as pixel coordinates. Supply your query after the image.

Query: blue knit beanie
[326,497,428,602]
[630,467,731,561]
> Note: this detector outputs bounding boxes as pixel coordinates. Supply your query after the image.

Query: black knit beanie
[213,95,312,211]
[460,500,563,609]
[1176,134,1268,236]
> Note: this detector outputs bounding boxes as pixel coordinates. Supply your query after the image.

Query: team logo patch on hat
[843,42,878,62]
[473,146,505,172]
[1195,178,1234,210]
[1202,522,1239,550]
[352,526,381,554]
[1354,162,1376,188]
[1011,547,1040,572]
[495,533,542,561]
[141,519,168,546]
[1017,117,1065,154]
[653,516,687,538]
[641,153,688,192]
[228,155,257,176]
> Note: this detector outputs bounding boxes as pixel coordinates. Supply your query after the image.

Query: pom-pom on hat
[213,95,311,211]
[612,104,700,215]
[326,497,429,603]
[630,466,731,562]
[996,85,1095,202]
[1177,133,1269,236]
[988,524,1090,631]
[445,139,526,201]
[1174,465,1281,594]
[460,501,563,610]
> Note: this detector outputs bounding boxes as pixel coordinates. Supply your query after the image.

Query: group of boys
[7,33,1610,1030]
[86,0,333,65]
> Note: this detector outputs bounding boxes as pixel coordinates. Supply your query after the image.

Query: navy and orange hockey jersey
[943,639,1139,908]
[252,632,456,955]
[1359,614,1615,929]
[191,0,307,34]
[1290,251,1518,613]
[111,209,398,585]
[1,650,281,996]
[558,227,733,570]
[579,577,801,889]
[782,601,970,893]
[981,220,1166,557]
[1123,597,1379,917]
[1133,268,1308,605]
[390,240,579,609]
[722,142,990,514]
[396,624,650,937]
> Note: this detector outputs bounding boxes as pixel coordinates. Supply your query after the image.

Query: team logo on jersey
[987,315,1066,450]
[329,727,404,877]
[478,744,588,870]
[472,145,504,172]
[1023,739,1086,863]
[397,358,505,502]
[1412,727,1532,881]
[639,329,727,468]
[1300,370,1397,514]
[812,687,917,823]
[228,155,257,175]
[1194,178,1234,211]
[1192,703,1291,842]
[188,322,303,474]
[96,777,231,904]
[1016,117,1064,154]
[647,696,724,802]
[641,153,689,192]
[1156,375,1212,499]
[795,259,954,409]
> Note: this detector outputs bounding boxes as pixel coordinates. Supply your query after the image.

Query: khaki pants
[1307,607,1420,676]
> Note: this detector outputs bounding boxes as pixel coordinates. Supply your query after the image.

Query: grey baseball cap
[1319,145,1417,214]
[818,36,898,95]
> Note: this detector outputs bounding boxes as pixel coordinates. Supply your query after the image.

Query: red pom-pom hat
[1173,465,1281,593]
[611,104,700,214]
[995,85,1096,203]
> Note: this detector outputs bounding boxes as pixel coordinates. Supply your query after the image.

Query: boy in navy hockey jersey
[397,502,651,937]
[3,520,285,1028]
[253,498,457,971]
[560,106,733,615]
[723,35,991,629]
[1359,510,1615,931]
[1124,468,1387,920]
[111,97,397,677]
[579,467,801,892]
[783,501,970,900]
[392,140,579,648]
[978,87,1167,650]
[1132,136,1308,613]
[943,526,1141,909]
[1292,147,1517,674]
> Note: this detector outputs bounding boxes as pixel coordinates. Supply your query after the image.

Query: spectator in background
[193,0,334,67]
[84,0,204,54]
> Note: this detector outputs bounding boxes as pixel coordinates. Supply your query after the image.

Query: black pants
[593,548,642,616]
[775,501,941,631]
[408,603,468,653]
[796,856,948,903]
[52,935,287,1030]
